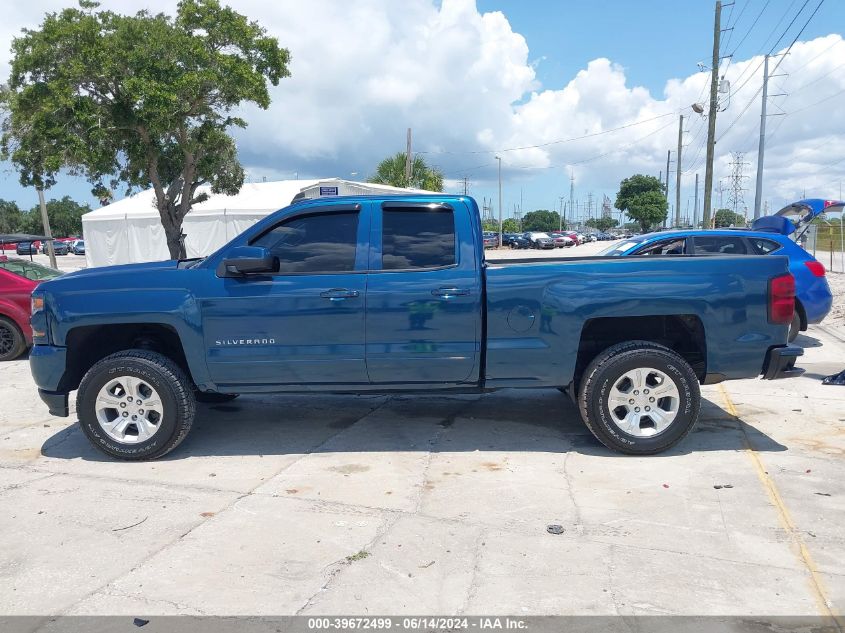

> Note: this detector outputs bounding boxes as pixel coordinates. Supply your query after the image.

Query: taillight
[805,260,825,277]
[768,273,795,325]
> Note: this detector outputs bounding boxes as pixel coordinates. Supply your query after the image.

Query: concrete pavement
[0,324,843,617]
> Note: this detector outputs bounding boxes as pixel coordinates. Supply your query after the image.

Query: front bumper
[761,345,804,380]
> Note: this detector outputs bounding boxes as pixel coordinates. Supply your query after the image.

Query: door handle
[431,287,471,298]
[320,288,360,300]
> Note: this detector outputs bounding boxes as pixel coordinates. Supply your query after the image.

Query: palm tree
[368,152,444,192]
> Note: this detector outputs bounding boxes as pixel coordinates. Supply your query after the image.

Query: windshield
[597,239,642,256]
[530,233,550,239]
[0,259,62,281]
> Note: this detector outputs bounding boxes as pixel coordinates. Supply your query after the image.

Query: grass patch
[345,550,370,563]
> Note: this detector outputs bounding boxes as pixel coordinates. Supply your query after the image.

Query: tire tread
[76,349,195,460]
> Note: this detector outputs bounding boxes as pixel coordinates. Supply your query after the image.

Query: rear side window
[749,237,782,254]
[381,208,456,270]
[251,211,359,273]
[634,238,686,256]
[693,236,748,255]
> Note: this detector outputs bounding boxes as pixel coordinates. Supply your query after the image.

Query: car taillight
[768,273,795,325]
[804,260,825,277]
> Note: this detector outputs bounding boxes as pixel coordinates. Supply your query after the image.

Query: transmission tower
[727,152,750,220]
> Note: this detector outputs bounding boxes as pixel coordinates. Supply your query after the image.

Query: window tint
[0,260,60,280]
[251,211,359,273]
[694,236,748,255]
[635,238,686,256]
[749,237,782,254]
[382,208,456,270]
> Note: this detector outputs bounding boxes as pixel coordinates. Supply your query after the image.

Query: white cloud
[1,0,844,213]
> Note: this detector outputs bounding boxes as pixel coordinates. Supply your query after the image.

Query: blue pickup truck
[29,195,801,460]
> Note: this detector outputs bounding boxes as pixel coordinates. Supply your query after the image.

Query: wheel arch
[573,314,706,392]
[60,323,199,392]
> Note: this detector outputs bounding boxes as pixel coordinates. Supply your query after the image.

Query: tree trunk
[159,205,187,260]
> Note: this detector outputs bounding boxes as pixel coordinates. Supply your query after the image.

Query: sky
[1,0,844,226]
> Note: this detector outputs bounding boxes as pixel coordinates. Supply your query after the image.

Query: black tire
[0,317,27,361]
[788,311,801,343]
[76,349,196,460]
[195,391,239,404]
[577,340,701,455]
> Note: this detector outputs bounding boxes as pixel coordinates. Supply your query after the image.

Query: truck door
[365,200,482,384]
[201,203,370,388]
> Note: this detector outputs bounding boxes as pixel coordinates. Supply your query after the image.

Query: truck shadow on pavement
[40,388,786,461]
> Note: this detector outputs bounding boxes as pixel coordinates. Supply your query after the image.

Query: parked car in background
[15,241,40,255]
[524,231,555,249]
[41,241,69,256]
[482,232,499,249]
[506,234,532,249]
[72,240,86,256]
[561,231,581,245]
[549,232,575,248]
[598,228,833,342]
[0,256,61,360]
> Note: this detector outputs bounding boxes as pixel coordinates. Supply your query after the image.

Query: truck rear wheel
[577,341,700,455]
[76,350,195,460]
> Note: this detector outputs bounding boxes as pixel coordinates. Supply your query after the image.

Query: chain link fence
[803,216,845,274]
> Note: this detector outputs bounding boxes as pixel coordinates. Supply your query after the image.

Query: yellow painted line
[718,384,842,629]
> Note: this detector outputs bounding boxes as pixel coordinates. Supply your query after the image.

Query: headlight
[31,294,44,315]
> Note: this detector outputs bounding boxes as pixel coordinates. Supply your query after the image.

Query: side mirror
[220,246,279,276]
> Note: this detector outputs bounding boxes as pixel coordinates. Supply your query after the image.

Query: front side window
[694,236,748,255]
[634,238,686,255]
[382,208,456,270]
[251,211,359,273]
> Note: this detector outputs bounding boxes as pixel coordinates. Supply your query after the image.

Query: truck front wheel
[577,341,700,455]
[76,350,196,460]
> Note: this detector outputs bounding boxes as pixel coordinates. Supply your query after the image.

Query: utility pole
[694,173,700,228]
[461,176,468,196]
[559,196,565,231]
[496,156,503,247]
[665,151,672,198]
[676,114,684,227]
[703,0,722,228]
[37,188,57,269]
[753,55,769,220]
[404,128,413,186]
[569,171,575,229]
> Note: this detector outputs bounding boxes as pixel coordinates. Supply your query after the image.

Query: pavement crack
[295,511,402,615]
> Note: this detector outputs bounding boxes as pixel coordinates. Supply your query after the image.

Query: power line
[716,0,826,143]
[727,0,772,60]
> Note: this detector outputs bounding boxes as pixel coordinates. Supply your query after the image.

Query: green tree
[615,174,668,232]
[0,200,23,234]
[502,218,521,233]
[26,196,90,236]
[714,208,746,228]
[1,0,290,259]
[522,209,562,232]
[368,152,444,192]
[585,216,619,232]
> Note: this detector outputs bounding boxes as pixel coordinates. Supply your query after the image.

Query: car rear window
[749,237,782,254]
[693,236,748,255]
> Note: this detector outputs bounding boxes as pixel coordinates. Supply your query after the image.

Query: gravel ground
[826,271,845,328]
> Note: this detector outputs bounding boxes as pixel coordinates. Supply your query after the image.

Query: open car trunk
[751,198,844,240]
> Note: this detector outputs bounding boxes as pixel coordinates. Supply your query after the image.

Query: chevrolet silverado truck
[29,195,802,460]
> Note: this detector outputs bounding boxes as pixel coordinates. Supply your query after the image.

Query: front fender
[51,288,210,389]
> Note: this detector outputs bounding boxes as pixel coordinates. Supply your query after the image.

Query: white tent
[82,178,434,267]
